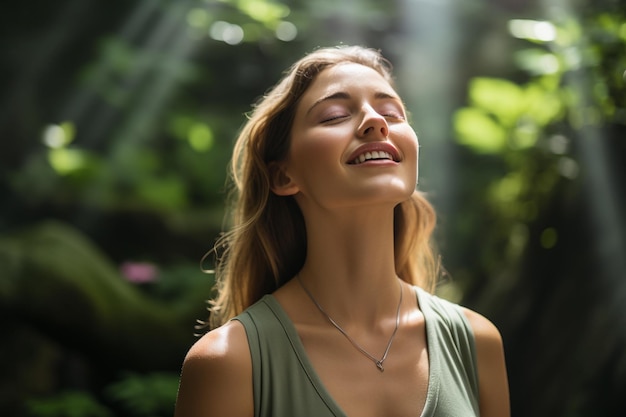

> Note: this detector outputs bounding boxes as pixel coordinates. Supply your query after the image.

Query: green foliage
[23,372,181,417]
[106,372,179,417]
[3,0,314,220]
[454,107,507,153]
[25,391,113,417]
[149,263,214,302]
[449,9,626,299]
[456,12,625,155]
[235,0,290,27]
[0,221,202,374]
[454,76,564,154]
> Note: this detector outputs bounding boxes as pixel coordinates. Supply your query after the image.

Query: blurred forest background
[1,0,625,416]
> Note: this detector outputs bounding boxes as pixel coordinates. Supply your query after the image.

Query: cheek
[285,133,341,187]
[297,137,334,159]
[399,129,419,183]
[291,128,348,164]
[399,129,419,161]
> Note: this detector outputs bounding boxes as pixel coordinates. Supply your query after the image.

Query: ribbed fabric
[234,286,480,417]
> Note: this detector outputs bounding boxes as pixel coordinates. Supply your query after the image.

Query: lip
[346,142,401,165]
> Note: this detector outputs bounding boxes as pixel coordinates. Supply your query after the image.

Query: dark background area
[1,0,625,416]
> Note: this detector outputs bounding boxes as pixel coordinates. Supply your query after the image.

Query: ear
[269,161,299,196]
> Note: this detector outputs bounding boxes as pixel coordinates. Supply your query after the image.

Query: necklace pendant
[297,276,403,376]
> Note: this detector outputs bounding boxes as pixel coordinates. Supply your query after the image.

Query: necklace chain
[297,276,403,372]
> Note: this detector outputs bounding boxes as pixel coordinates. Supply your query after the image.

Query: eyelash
[321,114,349,123]
[383,112,405,120]
[321,112,405,124]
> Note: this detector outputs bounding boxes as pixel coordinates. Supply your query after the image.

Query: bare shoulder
[174,320,253,417]
[461,307,511,417]
[462,308,503,349]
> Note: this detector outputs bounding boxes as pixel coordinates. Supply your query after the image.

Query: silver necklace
[297,276,403,372]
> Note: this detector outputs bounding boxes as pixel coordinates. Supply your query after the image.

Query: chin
[353,187,415,208]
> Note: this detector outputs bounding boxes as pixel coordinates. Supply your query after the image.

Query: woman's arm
[174,320,253,417]
[463,308,511,417]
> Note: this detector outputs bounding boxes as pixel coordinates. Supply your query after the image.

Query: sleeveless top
[233,286,480,417]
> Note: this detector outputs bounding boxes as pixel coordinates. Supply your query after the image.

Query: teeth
[353,151,394,164]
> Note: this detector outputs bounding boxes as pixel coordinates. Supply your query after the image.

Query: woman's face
[277,62,419,212]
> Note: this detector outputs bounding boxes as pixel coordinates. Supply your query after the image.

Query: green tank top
[234,286,480,417]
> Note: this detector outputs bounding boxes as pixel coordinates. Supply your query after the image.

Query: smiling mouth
[349,151,398,165]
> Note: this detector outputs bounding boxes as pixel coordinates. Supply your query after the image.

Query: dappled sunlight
[509,19,557,42]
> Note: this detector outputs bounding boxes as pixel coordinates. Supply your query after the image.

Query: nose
[357,106,389,139]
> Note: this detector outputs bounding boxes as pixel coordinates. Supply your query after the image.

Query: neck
[296,205,401,324]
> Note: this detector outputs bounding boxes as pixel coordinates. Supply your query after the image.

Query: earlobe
[269,161,299,196]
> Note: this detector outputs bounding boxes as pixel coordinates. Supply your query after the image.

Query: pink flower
[120,262,158,284]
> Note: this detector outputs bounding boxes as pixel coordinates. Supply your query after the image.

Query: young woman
[174,45,510,417]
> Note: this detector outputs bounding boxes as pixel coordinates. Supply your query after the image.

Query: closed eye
[382,112,405,120]
[378,103,406,121]
[321,114,349,123]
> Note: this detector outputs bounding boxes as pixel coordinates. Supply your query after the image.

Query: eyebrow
[306,91,402,115]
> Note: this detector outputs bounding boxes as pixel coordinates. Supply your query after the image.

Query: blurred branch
[0,221,209,372]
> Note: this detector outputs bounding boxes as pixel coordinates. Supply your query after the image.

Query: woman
[175,45,510,417]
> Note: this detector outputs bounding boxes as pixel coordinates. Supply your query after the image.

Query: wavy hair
[207,45,438,328]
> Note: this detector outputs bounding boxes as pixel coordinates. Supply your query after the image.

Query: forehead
[301,63,396,102]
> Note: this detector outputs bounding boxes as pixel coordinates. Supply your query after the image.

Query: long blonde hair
[208,45,437,328]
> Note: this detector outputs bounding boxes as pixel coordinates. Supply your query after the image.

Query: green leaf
[106,372,179,416]
[523,84,563,126]
[514,48,560,75]
[25,391,113,417]
[237,0,290,26]
[469,77,524,126]
[187,122,214,152]
[454,107,508,154]
[136,175,188,210]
